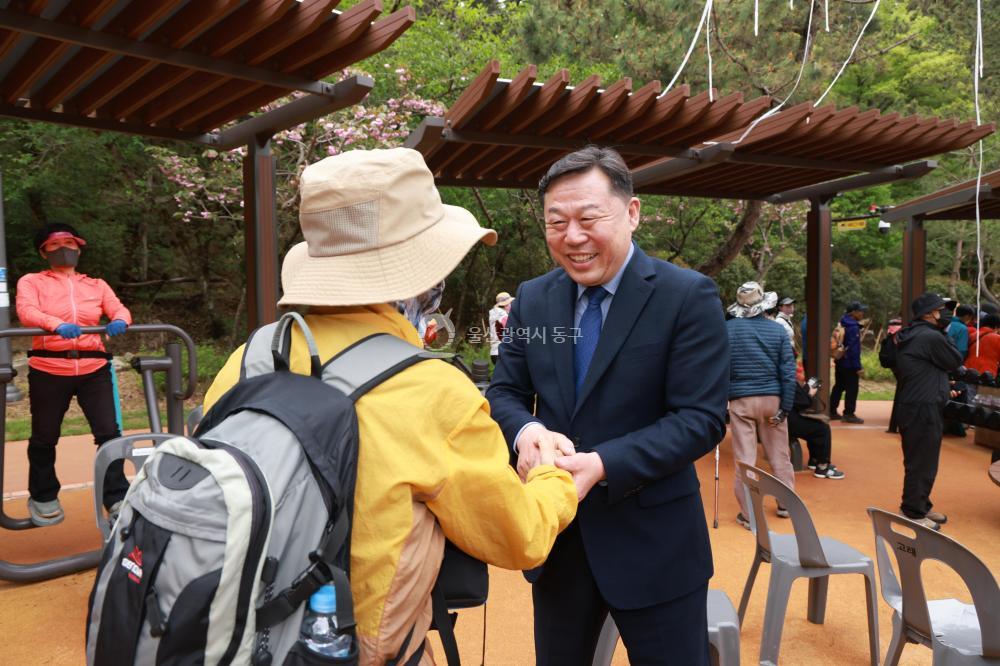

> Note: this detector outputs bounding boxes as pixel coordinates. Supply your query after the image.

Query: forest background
[1,0,998,390]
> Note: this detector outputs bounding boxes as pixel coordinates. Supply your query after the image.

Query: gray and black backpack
[85,313,481,665]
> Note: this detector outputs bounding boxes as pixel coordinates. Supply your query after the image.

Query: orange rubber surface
[1,403,997,665]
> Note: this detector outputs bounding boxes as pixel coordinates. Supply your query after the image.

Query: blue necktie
[574,286,609,398]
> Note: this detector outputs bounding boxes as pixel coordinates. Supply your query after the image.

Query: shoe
[736,513,751,530]
[27,497,65,527]
[829,412,842,420]
[814,464,845,479]
[925,511,948,525]
[776,505,790,518]
[911,517,941,531]
[842,414,865,424]
[807,458,817,469]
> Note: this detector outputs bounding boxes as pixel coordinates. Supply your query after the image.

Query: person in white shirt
[776,296,797,353]
[489,291,514,365]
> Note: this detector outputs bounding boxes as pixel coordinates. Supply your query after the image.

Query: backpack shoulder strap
[321,333,449,401]
[240,322,280,379]
[242,312,324,380]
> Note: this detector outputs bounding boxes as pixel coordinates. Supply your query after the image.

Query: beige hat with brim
[279,148,497,307]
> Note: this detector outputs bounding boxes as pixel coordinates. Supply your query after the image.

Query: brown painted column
[901,217,926,322]
[805,197,833,406]
[243,134,279,330]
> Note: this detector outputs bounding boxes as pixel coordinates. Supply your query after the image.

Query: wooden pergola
[0,0,414,327]
[882,169,1000,314]
[406,61,994,398]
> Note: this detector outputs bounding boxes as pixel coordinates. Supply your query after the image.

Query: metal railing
[0,323,196,582]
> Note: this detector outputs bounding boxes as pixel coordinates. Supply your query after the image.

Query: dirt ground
[1,401,998,665]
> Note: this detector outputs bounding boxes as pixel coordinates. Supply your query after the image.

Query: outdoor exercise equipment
[0,323,196,583]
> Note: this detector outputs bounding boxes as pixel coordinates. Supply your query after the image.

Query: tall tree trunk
[949,236,964,299]
[697,200,764,277]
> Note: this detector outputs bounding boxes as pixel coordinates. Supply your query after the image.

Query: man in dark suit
[487,146,729,664]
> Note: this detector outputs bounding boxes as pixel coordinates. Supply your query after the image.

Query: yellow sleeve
[427,400,578,571]
[202,344,246,414]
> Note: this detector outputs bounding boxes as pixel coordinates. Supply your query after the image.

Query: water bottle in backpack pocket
[283,585,356,664]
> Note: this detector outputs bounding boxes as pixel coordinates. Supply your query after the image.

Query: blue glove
[106,319,128,337]
[54,323,81,339]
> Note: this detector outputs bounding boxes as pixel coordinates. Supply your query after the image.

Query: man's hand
[554,452,605,501]
[768,409,788,426]
[515,424,575,480]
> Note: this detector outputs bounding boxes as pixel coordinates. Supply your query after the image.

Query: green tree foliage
[1,0,997,348]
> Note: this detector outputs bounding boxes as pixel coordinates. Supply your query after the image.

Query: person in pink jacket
[15,223,132,526]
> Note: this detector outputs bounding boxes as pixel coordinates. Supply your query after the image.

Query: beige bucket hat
[278,148,497,307]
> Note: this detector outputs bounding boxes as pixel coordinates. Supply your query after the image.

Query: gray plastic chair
[868,508,1000,665]
[591,589,740,666]
[736,462,879,666]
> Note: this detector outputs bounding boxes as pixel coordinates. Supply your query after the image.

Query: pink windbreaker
[16,270,132,377]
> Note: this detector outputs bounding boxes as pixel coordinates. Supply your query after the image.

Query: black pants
[897,402,943,519]
[28,365,128,509]
[830,365,860,415]
[532,521,709,665]
[788,412,832,464]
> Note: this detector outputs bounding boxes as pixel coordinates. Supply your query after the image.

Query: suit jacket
[487,244,730,609]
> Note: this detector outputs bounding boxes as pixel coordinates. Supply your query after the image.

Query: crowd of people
[16,144,995,664]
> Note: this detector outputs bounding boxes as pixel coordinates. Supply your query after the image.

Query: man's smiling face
[543,168,640,287]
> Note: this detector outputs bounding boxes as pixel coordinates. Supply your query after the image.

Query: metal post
[0,173,23,402]
[805,197,833,408]
[901,217,926,321]
[243,134,279,331]
[165,342,183,434]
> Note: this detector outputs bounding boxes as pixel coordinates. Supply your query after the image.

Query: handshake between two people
[515,423,606,502]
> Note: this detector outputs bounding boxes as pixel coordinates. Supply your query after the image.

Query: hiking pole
[712,444,720,529]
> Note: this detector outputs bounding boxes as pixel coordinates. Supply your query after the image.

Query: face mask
[395,281,445,336]
[46,247,79,268]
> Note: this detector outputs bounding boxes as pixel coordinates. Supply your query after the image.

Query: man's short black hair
[982,314,1000,328]
[956,304,976,318]
[538,145,633,202]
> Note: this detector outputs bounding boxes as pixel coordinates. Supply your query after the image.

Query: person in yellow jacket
[204,148,577,665]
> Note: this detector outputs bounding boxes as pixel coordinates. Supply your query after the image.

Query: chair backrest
[868,508,1000,658]
[736,462,829,568]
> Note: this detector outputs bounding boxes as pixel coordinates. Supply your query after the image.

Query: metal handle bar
[0,324,197,399]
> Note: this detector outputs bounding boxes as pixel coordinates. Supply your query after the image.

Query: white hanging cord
[663,0,714,95]
[974,0,984,354]
[754,0,759,37]
[814,0,881,107]
[731,0,816,144]
[706,6,714,101]
[825,0,830,32]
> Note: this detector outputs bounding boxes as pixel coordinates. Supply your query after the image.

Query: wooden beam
[805,197,833,406]
[216,75,373,150]
[32,0,188,109]
[882,184,996,222]
[76,0,243,116]
[0,7,338,99]
[768,161,937,203]
[0,103,214,144]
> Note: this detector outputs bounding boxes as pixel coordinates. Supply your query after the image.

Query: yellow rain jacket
[204,305,576,664]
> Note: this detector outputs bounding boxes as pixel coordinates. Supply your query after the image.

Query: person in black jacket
[788,376,845,479]
[893,293,964,530]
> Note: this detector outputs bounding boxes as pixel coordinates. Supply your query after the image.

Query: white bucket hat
[278,148,497,307]
[727,282,778,318]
